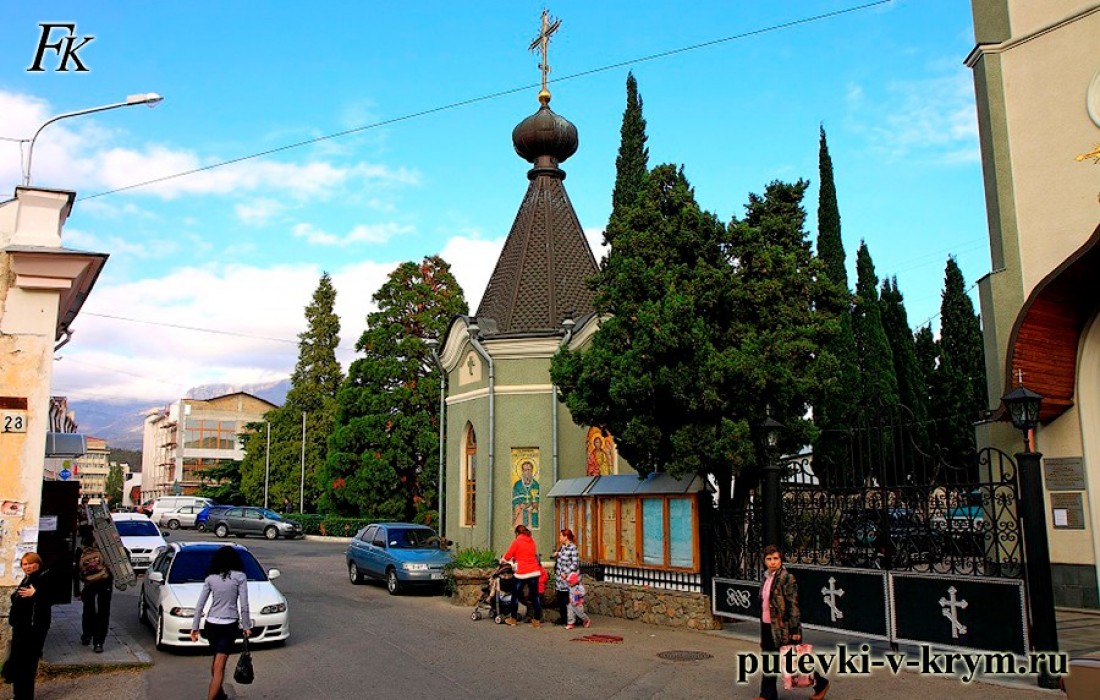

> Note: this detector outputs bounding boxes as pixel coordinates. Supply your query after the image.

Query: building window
[184,420,238,450]
[181,458,223,484]
[463,424,477,527]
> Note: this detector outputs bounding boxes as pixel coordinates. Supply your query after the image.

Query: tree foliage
[196,458,248,505]
[852,242,898,410]
[880,277,931,458]
[552,165,833,509]
[320,256,467,520]
[607,71,650,240]
[240,273,343,511]
[105,463,124,506]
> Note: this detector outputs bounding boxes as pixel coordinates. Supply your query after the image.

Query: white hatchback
[111,512,168,573]
[139,542,290,650]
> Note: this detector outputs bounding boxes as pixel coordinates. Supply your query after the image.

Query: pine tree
[812,126,859,486]
[240,273,343,511]
[880,277,931,467]
[321,256,467,520]
[852,242,899,409]
[607,71,650,240]
[936,257,987,468]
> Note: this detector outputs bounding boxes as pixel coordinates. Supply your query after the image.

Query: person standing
[3,553,53,700]
[564,571,591,630]
[190,546,252,700]
[551,528,579,624]
[76,526,112,653]
[757,545,829,700]
[501,524,543,628]
[282,496,291,514]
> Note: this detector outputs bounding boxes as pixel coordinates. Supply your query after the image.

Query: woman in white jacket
[191,546,252,700]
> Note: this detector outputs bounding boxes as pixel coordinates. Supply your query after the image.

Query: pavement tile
[40,602,152,673]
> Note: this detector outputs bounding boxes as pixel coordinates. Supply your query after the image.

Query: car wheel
[348,561,364,585]
[138,591,149,625]
[264,526,278,540]
[215,524,228,538]
[386,568,401,595]
[167,519,180,530]
[155,609,167,651]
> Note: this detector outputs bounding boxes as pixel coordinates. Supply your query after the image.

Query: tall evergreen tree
[880,277,931,466]
[852,242,899,409]
[935,257,988,468]
[812,126,859,486]
[105,463,124,506]
[552,166,833,512]
[240,273,343,510]
[606,71,649,240]
[321,256,467,520]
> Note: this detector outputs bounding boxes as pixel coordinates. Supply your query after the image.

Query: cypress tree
[936,257,987,468]
[852,242,899,409]
[880,277,931,468]
[812,126,859,486]
[607,71,650,241]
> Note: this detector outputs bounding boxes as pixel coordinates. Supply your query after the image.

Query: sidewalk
[40,602,152,674]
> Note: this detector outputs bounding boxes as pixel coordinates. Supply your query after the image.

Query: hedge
[293,514,379,537]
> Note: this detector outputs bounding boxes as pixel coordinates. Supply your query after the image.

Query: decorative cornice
[965,5,1100,67]
[446,384,554,406]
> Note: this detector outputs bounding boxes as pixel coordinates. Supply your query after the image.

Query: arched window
[463,424,477,527]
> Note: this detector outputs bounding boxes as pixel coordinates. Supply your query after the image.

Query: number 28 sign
[2,411,28,433]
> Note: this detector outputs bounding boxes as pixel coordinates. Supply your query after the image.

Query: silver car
[210,507,303,540]
[159,505,201,530]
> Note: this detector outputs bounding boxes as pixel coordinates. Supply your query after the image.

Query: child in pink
[565,571,591,630]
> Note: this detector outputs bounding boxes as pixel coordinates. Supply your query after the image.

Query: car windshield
[115,520,161,537]
[261,509,283,521]
[389,528,438,549]
[168,549,268,583]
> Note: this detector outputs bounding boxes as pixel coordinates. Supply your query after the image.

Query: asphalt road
[93,530,1052,700]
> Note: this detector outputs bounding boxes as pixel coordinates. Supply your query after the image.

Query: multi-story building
[141,392,277,500]
[74,436,110,504]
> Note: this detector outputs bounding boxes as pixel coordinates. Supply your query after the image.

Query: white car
[111,512,169,573]
[159,505,201,530]
[139,542,290,650]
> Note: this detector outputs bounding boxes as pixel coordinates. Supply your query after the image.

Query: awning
[556,472,706,497]
[546,476,597,497]
[45,432,87,457]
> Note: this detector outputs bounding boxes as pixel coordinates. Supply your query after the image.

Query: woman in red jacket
[501,524,543,627]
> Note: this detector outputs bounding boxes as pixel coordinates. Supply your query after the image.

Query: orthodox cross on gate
[821,576,845,622]
[529,9,562,95]
[939,586,969,638]
[1016,368,1025,385]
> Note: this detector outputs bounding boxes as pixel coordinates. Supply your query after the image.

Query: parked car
[139,541,289,650]
[159,505,202,530]
[832,507,941,569]
[195,504,232,532]
[111,512,169,573]
[151,496,213,525]
[209,507,303,540]
[346,523,453,595]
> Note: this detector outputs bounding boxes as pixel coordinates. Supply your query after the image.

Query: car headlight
[261,602,287,615]
[402,563,429,571]
[169,607,195,617]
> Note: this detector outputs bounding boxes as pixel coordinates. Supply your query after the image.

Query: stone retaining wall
[585,581,724,631]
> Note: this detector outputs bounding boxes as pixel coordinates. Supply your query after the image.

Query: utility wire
[77,0,893,202]
[83,311,299,344]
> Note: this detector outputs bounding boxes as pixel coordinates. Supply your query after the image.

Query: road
[90,530,1052,700]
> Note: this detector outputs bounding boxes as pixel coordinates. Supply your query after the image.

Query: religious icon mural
[511,448,540,529]
[586,427,616,476]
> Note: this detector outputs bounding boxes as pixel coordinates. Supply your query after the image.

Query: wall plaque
[1050,492,1086,529]
[1044,457,1086,491]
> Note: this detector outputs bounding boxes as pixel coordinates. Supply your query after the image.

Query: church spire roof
[476,12,598,335]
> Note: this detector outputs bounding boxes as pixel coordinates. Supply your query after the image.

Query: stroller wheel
[471,611,482,621]
[494,615,504,624]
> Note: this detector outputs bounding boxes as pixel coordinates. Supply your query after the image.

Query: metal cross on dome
[529,9,562,94]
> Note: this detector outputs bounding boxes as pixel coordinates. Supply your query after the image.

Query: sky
[0,1,989,407]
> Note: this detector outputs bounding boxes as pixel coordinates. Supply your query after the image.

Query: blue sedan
[345,523,453,595]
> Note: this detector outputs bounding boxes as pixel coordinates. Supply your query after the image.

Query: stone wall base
[586,581,723,631]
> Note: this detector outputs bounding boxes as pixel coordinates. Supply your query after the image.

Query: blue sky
[0,1,988,404]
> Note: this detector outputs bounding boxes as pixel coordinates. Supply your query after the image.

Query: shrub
[442,546,499,596]
[293,514,380,538]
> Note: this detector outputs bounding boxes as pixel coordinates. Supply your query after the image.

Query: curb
[303,534,352,543]
[40,658,154,677]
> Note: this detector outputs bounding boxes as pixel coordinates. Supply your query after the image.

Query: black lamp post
[1001,382,1059,688]
[761,415,784,549]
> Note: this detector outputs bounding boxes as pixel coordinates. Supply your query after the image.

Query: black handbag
[233,637,255,685]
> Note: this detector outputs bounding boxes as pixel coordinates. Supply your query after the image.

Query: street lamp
[1000,381,1059,689]
[760,411,784,548]
[23,92,164,186]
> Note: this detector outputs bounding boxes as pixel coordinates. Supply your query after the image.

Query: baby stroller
[470,562,515,623]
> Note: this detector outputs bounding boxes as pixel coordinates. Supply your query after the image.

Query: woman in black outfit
[3,552,53,700]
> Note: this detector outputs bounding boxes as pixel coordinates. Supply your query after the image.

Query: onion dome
[511,90,578,174]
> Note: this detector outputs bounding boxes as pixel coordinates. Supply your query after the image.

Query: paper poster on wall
[511,447,540,530]
[20,526,38,544]
[1,501,25,516]
[40,516,58,532]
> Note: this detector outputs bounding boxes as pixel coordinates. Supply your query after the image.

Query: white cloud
[235,198,287,225]
[291,221,414,246]
[585,226,608,264]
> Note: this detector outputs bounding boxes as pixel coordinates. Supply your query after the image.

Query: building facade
[74,436,110,504]
[141,392,276,500]
[968,0,1100,608]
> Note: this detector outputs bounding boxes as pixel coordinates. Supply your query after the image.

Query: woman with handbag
[190,546,252,700]
[551,528,579,625]
[757,545,829,700]
[3,552,53,700]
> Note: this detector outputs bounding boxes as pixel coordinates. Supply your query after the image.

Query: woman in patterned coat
[757,545,830,700]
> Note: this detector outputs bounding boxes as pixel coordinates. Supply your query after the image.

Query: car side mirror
[148,571,164,583]
[268,568,281,580]
[161,531,171,537]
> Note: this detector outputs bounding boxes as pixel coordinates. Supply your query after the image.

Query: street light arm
[23,93,163,186]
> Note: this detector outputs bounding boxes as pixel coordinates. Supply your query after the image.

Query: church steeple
[475,12,598,335]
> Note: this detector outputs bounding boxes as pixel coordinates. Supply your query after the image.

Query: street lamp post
[22,92,163,186]
[761,414,784,549]
[263,420,271,510]
[1001,382,1060,689]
